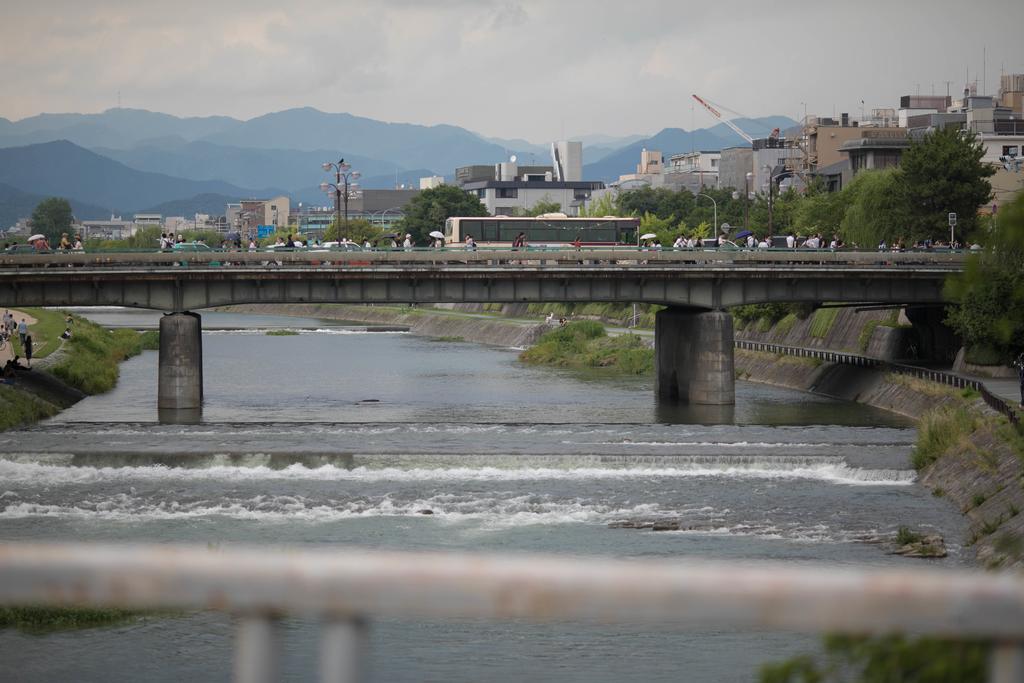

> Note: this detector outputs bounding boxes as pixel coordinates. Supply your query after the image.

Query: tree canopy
[901,127,994,243]
[397,184,488,243]
[944,191,1024,363]
[838,169,910,248]
[515,197,563,216]
[324,218,385,245]
[30,197,73,244]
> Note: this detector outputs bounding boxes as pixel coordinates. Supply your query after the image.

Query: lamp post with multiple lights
[320,159,361,239]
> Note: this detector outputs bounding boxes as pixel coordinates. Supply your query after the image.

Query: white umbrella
[640,233,658,240]
[28,234,46,242]
[429,231,445,239]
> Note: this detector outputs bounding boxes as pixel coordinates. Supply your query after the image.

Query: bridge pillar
[158,311,203,411]
[655,308,734,405]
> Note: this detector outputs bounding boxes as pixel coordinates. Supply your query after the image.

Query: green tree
[794,178,853,238]
[396,184,488,243]
[30,197,73,245]
[945,192,1024,363]
[639,211,678,245]
[839,169,910,248]
[125,226,164,249]
[901,126,994,243]
[325,218,385,245]
[580,192,619,217]
[516,197,563,216]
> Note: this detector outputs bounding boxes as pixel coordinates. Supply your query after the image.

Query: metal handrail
[0,543,1023,683]
[0,248,969,270]
[734,339,1019,425]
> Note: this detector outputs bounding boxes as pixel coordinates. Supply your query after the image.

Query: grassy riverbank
[49,315,156,394]
[0,606,145,634]
[1,309,158,431]
[518,321,653,374]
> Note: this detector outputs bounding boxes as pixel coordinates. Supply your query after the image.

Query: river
[0,310,968,682]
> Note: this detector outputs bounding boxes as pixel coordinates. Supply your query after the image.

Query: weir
[655,308,735,405]
[158,311,203,412]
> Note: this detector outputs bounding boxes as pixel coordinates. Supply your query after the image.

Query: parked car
[171,241,220,266]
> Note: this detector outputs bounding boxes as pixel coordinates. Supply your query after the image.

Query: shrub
[809,307,840,338]
[760,635,989,683]
[964,344,1006,366]
[50,319,145,394]
[0,386,59,431]
[0,606,143,633]
[912,405,979,470]
[895,526,923,545]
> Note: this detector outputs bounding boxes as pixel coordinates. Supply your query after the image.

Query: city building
[551,141,583,181]
[839,130,910,175]
[79,217,135,240]
[1000,73,1024,115]
[898,95,952,128]
[718,147,753,192]
[293,189,420,234]
[666,151,720,189]
[904,84,1024,207]
[751,136,803,195]
[419,176,445,189]
[457,157,603,215]
[614,149,667,189]
[133,214,162,231]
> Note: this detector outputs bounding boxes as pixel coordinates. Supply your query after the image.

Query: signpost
[948,212,957,246]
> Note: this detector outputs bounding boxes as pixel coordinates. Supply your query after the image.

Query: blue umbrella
[735,229,753,239]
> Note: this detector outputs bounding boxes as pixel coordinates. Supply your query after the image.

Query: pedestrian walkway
[1,309,38,366]
[955,373,1021,408]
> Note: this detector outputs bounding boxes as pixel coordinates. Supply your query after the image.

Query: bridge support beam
[655,308,734,405]
[158,312,203,411]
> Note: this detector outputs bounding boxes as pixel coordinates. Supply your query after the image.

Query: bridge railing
[1,543,1023,683]
[735,339,1019,425]
[0,247,969,270]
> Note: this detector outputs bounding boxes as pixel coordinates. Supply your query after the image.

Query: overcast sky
[2,0,1022,142]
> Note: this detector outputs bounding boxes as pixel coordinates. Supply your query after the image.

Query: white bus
[444,215,640,248]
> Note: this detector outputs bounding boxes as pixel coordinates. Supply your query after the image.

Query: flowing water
[0,311,967,682]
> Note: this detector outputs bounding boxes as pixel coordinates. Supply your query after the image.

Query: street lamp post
[320,159,361,239]
[744,172,753,232]
[697,193,718,238]
[764,166,790,240]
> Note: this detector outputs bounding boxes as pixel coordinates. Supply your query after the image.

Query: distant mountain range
[0,141,278,214]
[0,107,798,227]
[0,181,112,229]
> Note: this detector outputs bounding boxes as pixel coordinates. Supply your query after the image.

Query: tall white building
[551,141,582,181]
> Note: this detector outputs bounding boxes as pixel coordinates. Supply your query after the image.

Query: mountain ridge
[0,140,280,213]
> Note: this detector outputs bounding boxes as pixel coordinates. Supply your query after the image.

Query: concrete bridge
[0,248,965,412]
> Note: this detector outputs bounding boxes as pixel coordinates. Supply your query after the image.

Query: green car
[171,241,221,266]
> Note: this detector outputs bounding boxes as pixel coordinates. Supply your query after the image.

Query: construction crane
[691,94,777,144]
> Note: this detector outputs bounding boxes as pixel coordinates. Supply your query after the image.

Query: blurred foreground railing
[1,544,1023,682]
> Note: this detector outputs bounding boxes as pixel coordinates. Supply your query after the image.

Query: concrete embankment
[736,347,1024,568]
[224,304,550,348]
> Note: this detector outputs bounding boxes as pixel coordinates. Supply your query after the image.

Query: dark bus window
[480,223,499,241]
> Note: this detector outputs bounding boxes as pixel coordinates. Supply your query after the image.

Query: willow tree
[944,192,1024,364]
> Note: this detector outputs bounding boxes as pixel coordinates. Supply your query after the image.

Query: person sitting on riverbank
[2,356,20,382]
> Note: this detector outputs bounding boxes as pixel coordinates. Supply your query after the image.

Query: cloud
[1,0,1023,142]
